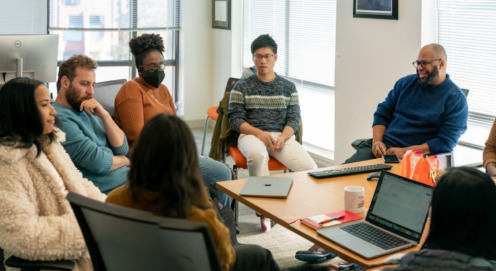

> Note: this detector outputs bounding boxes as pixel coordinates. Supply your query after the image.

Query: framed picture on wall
[353,0,398,20]
[212,0,231,30]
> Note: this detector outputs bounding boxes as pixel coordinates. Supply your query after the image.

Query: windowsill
[303,143,334,168]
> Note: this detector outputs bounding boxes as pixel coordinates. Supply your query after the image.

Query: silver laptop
[239,177,293,198]
[317,171,433,259]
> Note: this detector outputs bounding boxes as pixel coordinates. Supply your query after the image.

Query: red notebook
[300,210,363,230]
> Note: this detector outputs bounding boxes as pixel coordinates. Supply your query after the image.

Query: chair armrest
[429,152,454,171]
[462,162,484,169]
[351,138,369,150]
[5,256,75,271]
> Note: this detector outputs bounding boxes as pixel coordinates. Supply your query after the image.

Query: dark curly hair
[129,33,165,68]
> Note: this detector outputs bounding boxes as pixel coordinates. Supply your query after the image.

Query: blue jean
[199,156,232,207]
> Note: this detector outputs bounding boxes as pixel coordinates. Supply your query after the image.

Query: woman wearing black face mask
[114,33,175,147]
[114,33,234,211]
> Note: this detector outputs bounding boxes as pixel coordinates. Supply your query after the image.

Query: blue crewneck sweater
[373,74,468,154]
[52,102,128,194]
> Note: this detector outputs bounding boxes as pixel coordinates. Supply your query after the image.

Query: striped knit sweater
[228,74,300,133]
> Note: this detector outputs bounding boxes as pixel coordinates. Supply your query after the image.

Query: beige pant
[238,132,317,176]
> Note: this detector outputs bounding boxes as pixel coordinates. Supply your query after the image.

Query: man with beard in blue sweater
[344,43,468,164]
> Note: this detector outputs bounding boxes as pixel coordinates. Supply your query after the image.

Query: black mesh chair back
[66,192,222,271]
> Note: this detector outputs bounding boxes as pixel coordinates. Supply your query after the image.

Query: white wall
[210,0,244,111]
[180,0,214,123]
[183,0,243,126]
[333,0,424,163]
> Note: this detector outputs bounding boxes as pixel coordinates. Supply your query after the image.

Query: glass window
[65,0,80,6]
[65,15,83,41]
[48,0,180,98]
[89,15,103,40]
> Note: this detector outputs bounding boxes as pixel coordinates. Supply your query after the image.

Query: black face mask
[142,70,165,88]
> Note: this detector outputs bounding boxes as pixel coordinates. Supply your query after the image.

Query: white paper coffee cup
[344,186,365,213]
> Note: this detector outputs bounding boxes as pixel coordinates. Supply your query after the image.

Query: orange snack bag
[413,157,431,185]
[401,151,438,186]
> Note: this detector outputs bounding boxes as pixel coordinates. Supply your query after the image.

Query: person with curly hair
[114,33,173,145]
[114,33,233,208]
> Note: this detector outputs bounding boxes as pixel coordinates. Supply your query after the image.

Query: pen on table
[319,215,345,224]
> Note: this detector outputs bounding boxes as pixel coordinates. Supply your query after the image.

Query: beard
[417,65,439,87]
[65,83,92,111]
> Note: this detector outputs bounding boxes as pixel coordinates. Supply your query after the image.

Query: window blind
[48,0,180,61]
[1,0,47,34]
[437,0,496,147]
[242,0,336,88]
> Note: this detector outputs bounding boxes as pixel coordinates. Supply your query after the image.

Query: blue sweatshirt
[373,74,468,154]
[228,74,300,133]
[52,102,128,194]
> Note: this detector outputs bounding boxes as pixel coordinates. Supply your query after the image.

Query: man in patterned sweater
[228,34,317,177]
[228,34,317,231]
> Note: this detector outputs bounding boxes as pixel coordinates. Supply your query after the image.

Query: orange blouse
[483,118,496,168]
[114,77,176,147]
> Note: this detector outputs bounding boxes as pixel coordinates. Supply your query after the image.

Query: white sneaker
[260,215,276,232]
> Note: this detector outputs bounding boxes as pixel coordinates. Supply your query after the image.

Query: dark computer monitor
[0,34,59,84]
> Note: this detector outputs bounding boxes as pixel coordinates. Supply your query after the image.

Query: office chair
[201,77,240,156]
[351,88,470,170]
[1,247,74,271]
[228,146,289,179]
[92,79,127,118]
[66,192,222,271]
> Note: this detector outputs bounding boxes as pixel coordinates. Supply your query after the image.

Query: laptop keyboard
[307,164,393,179]
[341,223,409,250]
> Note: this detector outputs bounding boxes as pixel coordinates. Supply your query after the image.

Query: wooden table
[216,159,429,268]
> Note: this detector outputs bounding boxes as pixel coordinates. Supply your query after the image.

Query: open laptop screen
[367,172,433,241]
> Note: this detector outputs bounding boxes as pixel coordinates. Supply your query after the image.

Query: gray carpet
[236,201,347,269]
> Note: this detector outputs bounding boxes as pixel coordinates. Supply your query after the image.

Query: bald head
[422,43,447,62]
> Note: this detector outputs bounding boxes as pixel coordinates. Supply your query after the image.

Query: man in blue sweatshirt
[345,43,468,164]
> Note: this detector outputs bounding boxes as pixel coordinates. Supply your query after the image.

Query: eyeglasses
[253,54,276,60]
[141,62,166,72]
[412,59,441,69]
